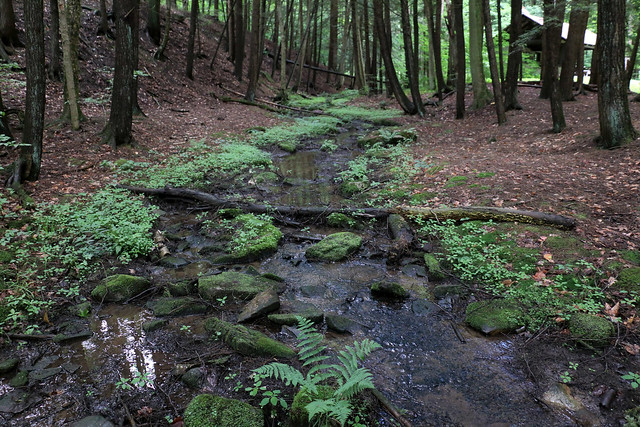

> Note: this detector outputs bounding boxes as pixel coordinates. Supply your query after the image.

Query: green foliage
[324,106,402,124]
[221,214,283,260]
[250,116,343,150]
[249,317,381,426]
[117,371,154,391]
[622,372,640,389]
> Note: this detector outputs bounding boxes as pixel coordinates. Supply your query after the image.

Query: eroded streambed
[0,121,611,426]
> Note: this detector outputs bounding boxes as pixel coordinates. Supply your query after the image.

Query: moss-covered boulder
[168,281,195,297]
[267,311,324,326]
[90,275,151,303]
[326,213,360,229]
[617,267,640,293]
[325,314,361,334]
[216,214,282,263]
[146,297,208,317]
[198,271,279,302]
[204,317,295,358]
[370,281,408,299]
[424,254,446,281]
[68,302,91,318]
[305,232,362,262]
[142,319,167,332]
[465,299,525,335]
[290,385,335,426]
[0,358,19,374]
[569,313,614,347]
[183,394,262,427]
[357,128,417,148]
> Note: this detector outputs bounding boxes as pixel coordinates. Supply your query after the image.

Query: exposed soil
[1,1,640,426]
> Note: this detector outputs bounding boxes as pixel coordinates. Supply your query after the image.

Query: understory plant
[248,317,381,426]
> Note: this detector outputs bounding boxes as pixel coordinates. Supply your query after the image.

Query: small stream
[0,122,581,425]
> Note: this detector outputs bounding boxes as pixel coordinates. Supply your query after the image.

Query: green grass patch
[324,106,402,124]
[250,116,343,151]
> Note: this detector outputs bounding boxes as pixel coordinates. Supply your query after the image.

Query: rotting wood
[119,185,577,229]
[371,389,413,427]
[387,213,414,264]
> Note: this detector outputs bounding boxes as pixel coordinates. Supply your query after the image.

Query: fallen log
[119,185,576,229]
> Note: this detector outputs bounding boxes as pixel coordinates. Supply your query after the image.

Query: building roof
[522,7,597,49]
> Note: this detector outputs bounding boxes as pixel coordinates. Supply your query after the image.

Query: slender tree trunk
[233,0,244,80]
[98,0,113,37]
[596,0,637,148]
[0,0,20,48]
[496,0,503,83]
[468,0,491,109]
[559,0,589,101]
[57,0,81,130]
[0,89,12,141]
[351,0,367,92]
[626,24,640,89]
[154,0,172,60]
[18,0,46,183]
[335,0,350,88]
[246,0,263,100]
[425,0,448,99]
[482,0,505,124]
[445,0,456,88]
[543,0,565,132]
[503,0,522,110]
[327,0,338,81]
[400,0,422,113]
[186,0,198,79]
[147,0,161,44]
[48,0,63,81]
[453,0,464,119]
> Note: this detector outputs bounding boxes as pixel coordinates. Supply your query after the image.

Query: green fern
[249,316,381,426]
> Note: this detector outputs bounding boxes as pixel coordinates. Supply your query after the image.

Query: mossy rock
[617,267,640,293]
[305,232,363,262]
[290,385,335,426]
[253,171,280,185]
[278,140,298,153]
[424,253,445,281]
[569,313,614,347]
[68,302,91,317]
[338,181,366,198]
[357,128,417,148]
[267,311,324,326]
[90,275,151,303]
[204,317,295,358]
[9,371,28,388]
[0,358,19,374]
[465,299,525,335]
[370,281,408,299]
[221,214,283,262]
[142,319,167,332]
[182,367,205,389]
[326,213,360,229]
[183,394,263,427]
[198,271,278,302]
[146,297,208,317]
[168,281,195,297]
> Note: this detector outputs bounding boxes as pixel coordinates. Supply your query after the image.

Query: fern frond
[334,367,375,400]
[253,363,305,387]
[306,398,352,427]
[354,339,382,360]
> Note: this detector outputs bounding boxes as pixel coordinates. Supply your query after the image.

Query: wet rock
[182,367,206,389]
[617,267,640,293]
[214,214,283,263]
[9,370,28,387]
[159,256,190,268]
[198,271,279,302]
[412,299,440,316]
[541,383,597,424]
[29,367,62,381]
[237,288,280,322]
[370,281,408,299]
[184,394,262,427]
[261,272,285,282]
[146,297,208,317]
[0,358,19,374]
[400,264,426,278]
[325,314,360,334]
[90,274,151,303]
[0,390,41,413]
[305,232,363,262]
[168,280,195,296]
[204,317,295,358]
[433,284,468,298]
[424,253,446,281]
[252,171,280,185]
[569,313,614,347]
[71,415,115,427]
[53,331,93,343]
[300,284,329,298]
[69,302,91,317]
[465,299,525,335]
[268,311,324,326]
[357,128,417,147]
[290,385,335,426]
[143,319,168,332]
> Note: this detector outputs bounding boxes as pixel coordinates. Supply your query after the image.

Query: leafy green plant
[249,317,381,426]
[560,362,578,383]
[117,371,154,391]
[622,371,640,389]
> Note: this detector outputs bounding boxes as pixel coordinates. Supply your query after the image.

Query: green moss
[146,297,208,316]
[253,171,280,185]
[9,370,28,387]
[568,313,614,347]
[370,282,408,299]
[290,385,335,426]
[225,214,283,262]
[476,172,495,178]
[410,192,437,204]
[445,175,468,188]
[620,250,640,266]
[168,281,194,297]
[424,253,446,281]
[326,213,359,229]
[357,128,417,148]
[0,250,14,263]
[305,232,363,262]
[204,317,295,358]
[278,139,298,153]
[617,267,640,293]
[183,394,263,427]
[338,181,365,197]
[90,274,151,303]
[142,319,167,332]
[0,358,19,374]
[198,271,277,301]
[465,299,525,335]
[267,311,324,326]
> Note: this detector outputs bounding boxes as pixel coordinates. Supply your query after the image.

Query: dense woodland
[0,0,639,186]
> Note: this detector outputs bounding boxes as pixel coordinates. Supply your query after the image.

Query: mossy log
[120,185,576,229]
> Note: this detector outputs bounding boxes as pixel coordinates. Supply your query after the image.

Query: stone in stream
[9,371,28,387]
[211,214,283,263]
[424,253,446,281]
[181,367,206,389]
[237,288,280,322]
[71,415,115,427]
[159,256,190,268]
[198,271,281,302]
[370,281,409,299]
[0,358,19,374]
[184,394,263,427]
[541,383,597,425]
[90,274,151,303]
[357,128,417,148]
[465,299,525,335]
[305,232,363,262]
[568,313,614,347]
[167,280,195,296]
[325,314,362,334]
[268,310,324,326]
[142,319,168,332]
[204,317,295,358]
[146,297,209,317]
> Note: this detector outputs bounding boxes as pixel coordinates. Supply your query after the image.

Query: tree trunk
[186,0,198,79]
[98,0,113,37]
[17,0,46,183]
[482,0,505,124]
[327,0,337,80]
[0,85,13,141]
[626,24,640,88]
[147,0,161,45]
[102,0,139,148]
[233,0,244,80]
[373,0,416,113]
[503,0,522,110]
[335,0,350,89]
[57,0,82,130]
[453,0,464,119]
[0,0,20,48]
[559,0,589,101]
[468,0,490,109]
[543,0,566,132]
[350,0,367,92]
[400,0,423,113]
[596,0,637,148]
[154,0,172,60]
[245,0,263,100]
[425,0,448,99]
[445,0,456,88]
[48,0,63,81]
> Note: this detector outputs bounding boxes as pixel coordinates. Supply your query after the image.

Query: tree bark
[425,0,448,99]
[186,0,198,79]
[98,0,113,37]
[58,0,82,130]
[351,0,368,92]
[468,0,491,109]
[245,0,263,100]
[0,0,20,48]
[233,0,245,80]
[0,87,13,141]
[48,0,62,81]
[626,24,640,89]
[400,0,423,113]
[327,0,338,80]
[16,0,46,183]
[503,0,522,110]
[102,0,139,148]
[596,0,637,148]
[559,0,589,101]
[147,0,161,45]
[453,0,464,119]
[482,0,505,124]
[154,0,172,60]
[543,0,566,133]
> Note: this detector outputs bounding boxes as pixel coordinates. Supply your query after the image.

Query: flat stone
[204,317,295,358]
[146,297,208,317]
[198,272,279,302]
[237,288,280,322]
[29,367,62,381]
[9,371,28,387]
[370,281,408,299]
[71,415,115,427]
[0,390,41,414]
[411,299,439,316]
[325,314,360,334]
[0,358,19,374]
[143,319,168,332]
[305,232,363,262]
[465,299,525,335]
[268,311,324,326]
[159,256,190,268]
[91,274,151,303]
